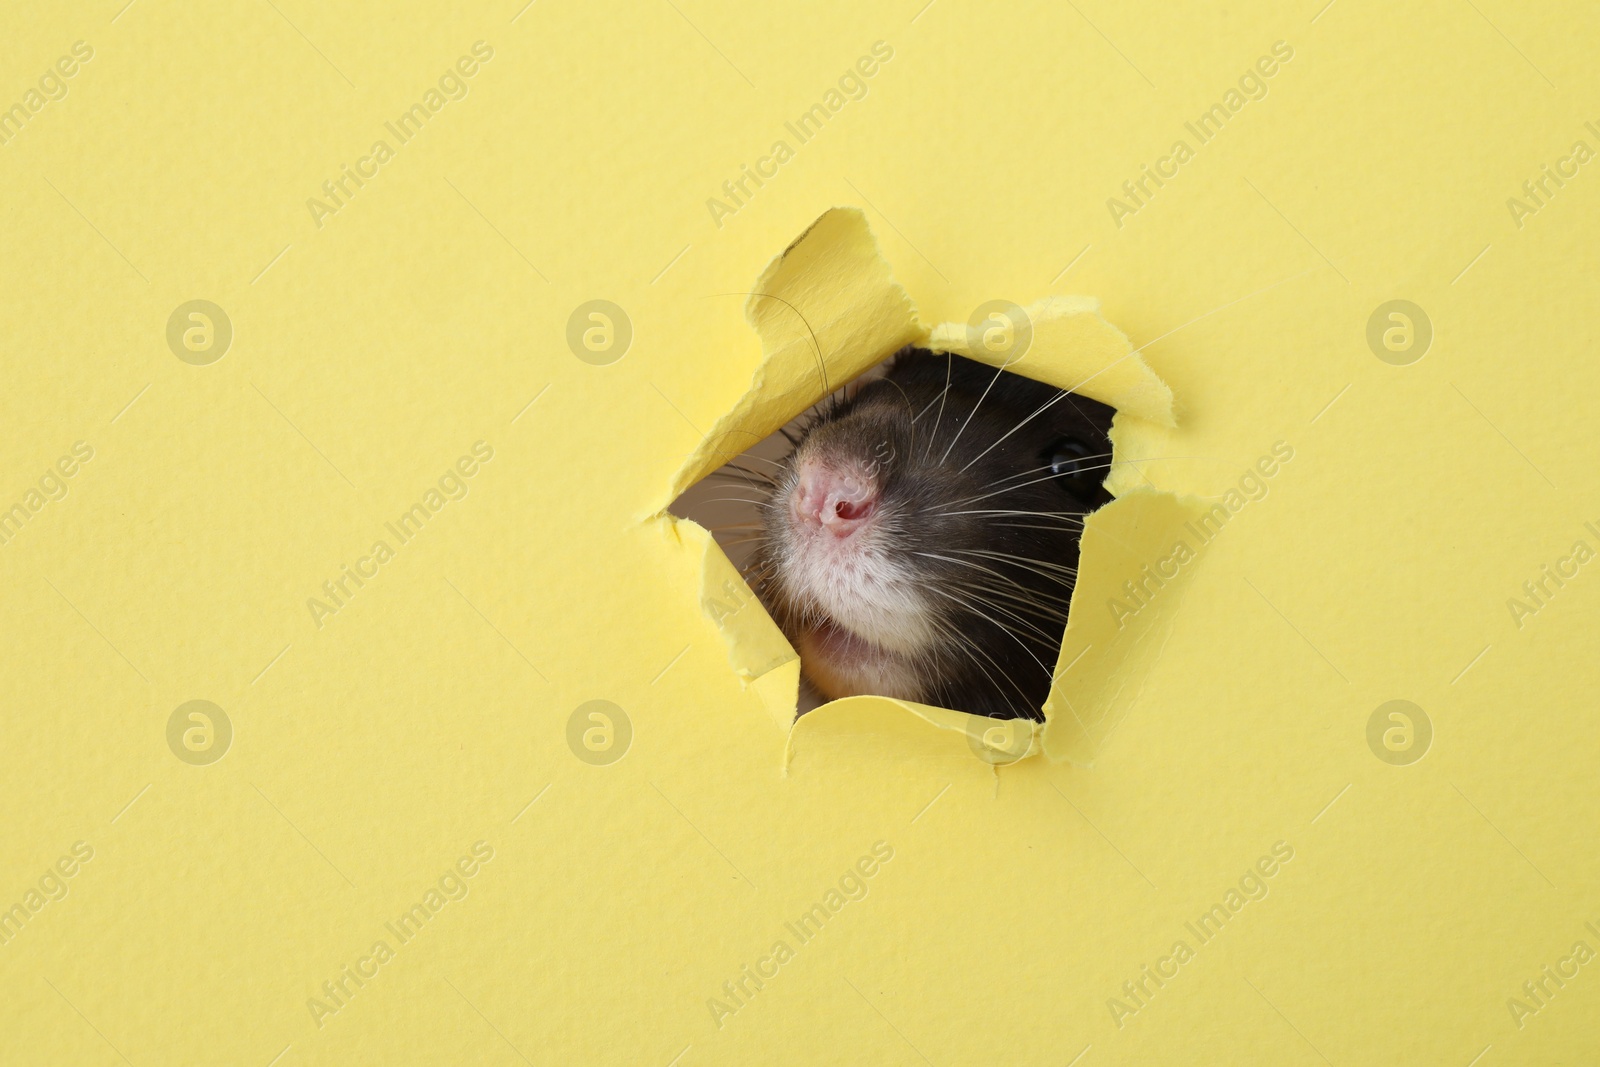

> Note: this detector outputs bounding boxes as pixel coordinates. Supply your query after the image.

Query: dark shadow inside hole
[671,346,1117,722]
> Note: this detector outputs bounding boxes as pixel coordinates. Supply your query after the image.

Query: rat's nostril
[793,459,876,532]
[834,497,871,521]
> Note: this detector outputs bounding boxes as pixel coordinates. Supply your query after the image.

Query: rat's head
[754,347,1116,719]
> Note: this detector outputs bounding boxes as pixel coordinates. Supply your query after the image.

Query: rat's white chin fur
[796,621,926,704]
[774,515,938,658]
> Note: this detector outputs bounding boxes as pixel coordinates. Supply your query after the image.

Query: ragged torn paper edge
[924,296,1176,500]
[1041,488,1211,765]
[659,207,923,511]
[659,205,1198,764]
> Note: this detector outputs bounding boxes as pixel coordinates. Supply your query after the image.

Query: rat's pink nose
[792,459,877,535]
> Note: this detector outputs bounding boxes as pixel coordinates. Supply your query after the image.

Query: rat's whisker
[937,354,1014,466]
[920,350,957,459]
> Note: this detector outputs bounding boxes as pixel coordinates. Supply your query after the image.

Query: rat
[738,346,1117,720]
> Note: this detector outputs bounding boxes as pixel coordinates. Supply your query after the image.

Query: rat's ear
[880,344,925,379]
[835,354,894,402]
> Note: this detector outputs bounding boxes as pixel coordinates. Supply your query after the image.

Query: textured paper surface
[3,3,1599,1065]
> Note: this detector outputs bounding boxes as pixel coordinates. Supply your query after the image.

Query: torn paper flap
[1043,488,1211,764]
[664,207,923,507]
[926,295,1176,499]
[790,693,1044,768]
[924,295,1175,427]
[682,515,801,733]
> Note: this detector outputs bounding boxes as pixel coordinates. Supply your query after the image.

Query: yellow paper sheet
[3,4,1597,1065]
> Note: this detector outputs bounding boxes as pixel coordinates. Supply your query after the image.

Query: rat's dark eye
[1047,436,1098,497]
